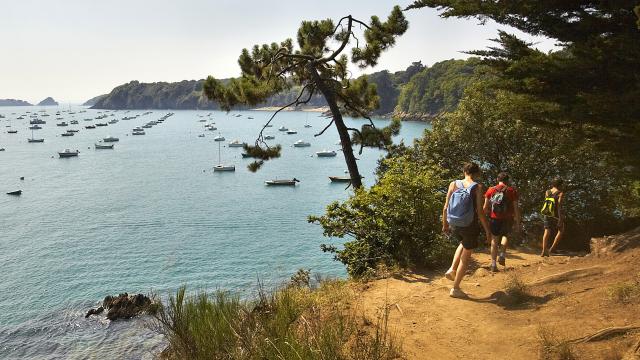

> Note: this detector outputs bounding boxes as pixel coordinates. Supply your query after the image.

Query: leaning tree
[202,6,408,189]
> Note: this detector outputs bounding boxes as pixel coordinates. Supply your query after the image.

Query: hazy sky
[0,0,556,104]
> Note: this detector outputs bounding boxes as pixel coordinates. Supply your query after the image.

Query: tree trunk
[309,67,363,189]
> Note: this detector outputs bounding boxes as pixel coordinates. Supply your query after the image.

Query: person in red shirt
[483,172,521,271]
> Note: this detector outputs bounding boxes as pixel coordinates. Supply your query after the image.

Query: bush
[154,281,401,360]
[310,157,453,278]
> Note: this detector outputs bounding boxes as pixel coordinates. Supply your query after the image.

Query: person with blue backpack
[483,172,521,272]
[442,162,491,298]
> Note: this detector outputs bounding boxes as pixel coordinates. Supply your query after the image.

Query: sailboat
[7,120,17,134]
[304,112,312,128]
[27,128,44,143]
[213,140,235,172]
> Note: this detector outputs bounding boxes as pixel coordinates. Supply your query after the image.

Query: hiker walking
[483,172,521,271]
[540,178,565,256]
[442,162,491,298]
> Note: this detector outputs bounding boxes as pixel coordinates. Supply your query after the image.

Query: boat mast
[218,140,221,165]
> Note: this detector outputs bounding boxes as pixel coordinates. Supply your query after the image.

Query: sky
[0,0,557,104]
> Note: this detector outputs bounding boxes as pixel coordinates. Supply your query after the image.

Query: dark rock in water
[85,306,104,318]
[102,293,157,320]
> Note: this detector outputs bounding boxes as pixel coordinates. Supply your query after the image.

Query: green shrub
[310,157,453,278]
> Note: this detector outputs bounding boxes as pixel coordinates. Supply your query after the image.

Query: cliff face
[37,97,59,106]
[0,99,32,106]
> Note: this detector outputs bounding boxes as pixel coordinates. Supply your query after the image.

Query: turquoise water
[0,107,427,359]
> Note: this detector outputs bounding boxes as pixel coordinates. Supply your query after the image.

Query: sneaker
[450,287,467,299]
[498,254,506,266]
[444,269,456,281]
[490,264,498,272]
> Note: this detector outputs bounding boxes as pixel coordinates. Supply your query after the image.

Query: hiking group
[442,162,564,299]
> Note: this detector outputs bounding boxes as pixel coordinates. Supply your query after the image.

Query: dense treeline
[313,1,640,277]
[90,59,481,119]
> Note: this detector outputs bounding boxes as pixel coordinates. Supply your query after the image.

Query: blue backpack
[447,180,477,227]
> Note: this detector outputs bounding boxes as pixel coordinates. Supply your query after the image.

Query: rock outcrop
[102,293,157,320]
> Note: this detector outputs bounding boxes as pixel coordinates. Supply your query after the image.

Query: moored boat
[278,126,288,131]
[329,176,352,183]
[103,136,119,142]
[265,178,300,186]
[58,149,79,158]
[6,190,22,196]
[316,150,337,157]
[228,139,246,148]
[286,130,297,135]
[95,143,115,149]
[293,140,310,147]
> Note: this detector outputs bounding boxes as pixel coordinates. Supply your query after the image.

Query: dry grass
[504,272,532,304]
[607,274,640,303]
[153,274,401,360]
[538,326,577,360]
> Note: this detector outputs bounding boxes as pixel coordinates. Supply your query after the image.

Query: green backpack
[540,191,558,217]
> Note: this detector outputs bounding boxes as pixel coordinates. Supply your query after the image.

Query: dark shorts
[543,216,558,230]
[490,218,513,237]
[451,224,480,250]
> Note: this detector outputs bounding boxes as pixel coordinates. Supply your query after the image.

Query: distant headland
[0,99,33,106]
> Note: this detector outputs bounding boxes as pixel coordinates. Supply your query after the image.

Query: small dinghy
[95,143,115,149]
[329,176,352,183]
[7,190,22,196]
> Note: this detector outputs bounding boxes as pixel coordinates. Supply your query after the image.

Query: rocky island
[37,97,59,106]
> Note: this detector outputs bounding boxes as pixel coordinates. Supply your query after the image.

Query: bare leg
[501,236,508,253]
[449,243,463,272]
[549,229,564,253]
[453,248,473,289]
[491,237,499,263]
[541,229,552,256]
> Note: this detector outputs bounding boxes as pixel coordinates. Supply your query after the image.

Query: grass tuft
[537,326,577,360]
[153,277,400,360]
[504,272,531,304]
[607,274,640,303]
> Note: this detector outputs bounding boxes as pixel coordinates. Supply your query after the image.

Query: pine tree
[203,7,408,188]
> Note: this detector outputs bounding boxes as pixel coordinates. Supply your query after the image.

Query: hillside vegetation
[90,59,481,119]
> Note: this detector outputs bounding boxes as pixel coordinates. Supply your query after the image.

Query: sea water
[0,107,427,359]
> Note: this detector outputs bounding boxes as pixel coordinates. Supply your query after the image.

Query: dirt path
[355,232,640,359]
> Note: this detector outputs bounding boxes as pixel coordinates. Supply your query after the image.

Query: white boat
[316,150,337,157]
[304,124,312,128]
[132,130,145,135]
[103,136,119,142]
[56,122,68,126]
[228,140,246,148]
[95,143,115,149]
[214,135,225,142]
[108,119,119,124]
[286,130,297,135]
[70,120,79,124]
[58,149,79,158]
[293,140,311,147]
[30,119,46,124]
[29,125,42,130]
[213,141,235,172]
[264,135,275,140]
[278,126,288,131]
[61,132,74,137]
[265,178,299,186]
